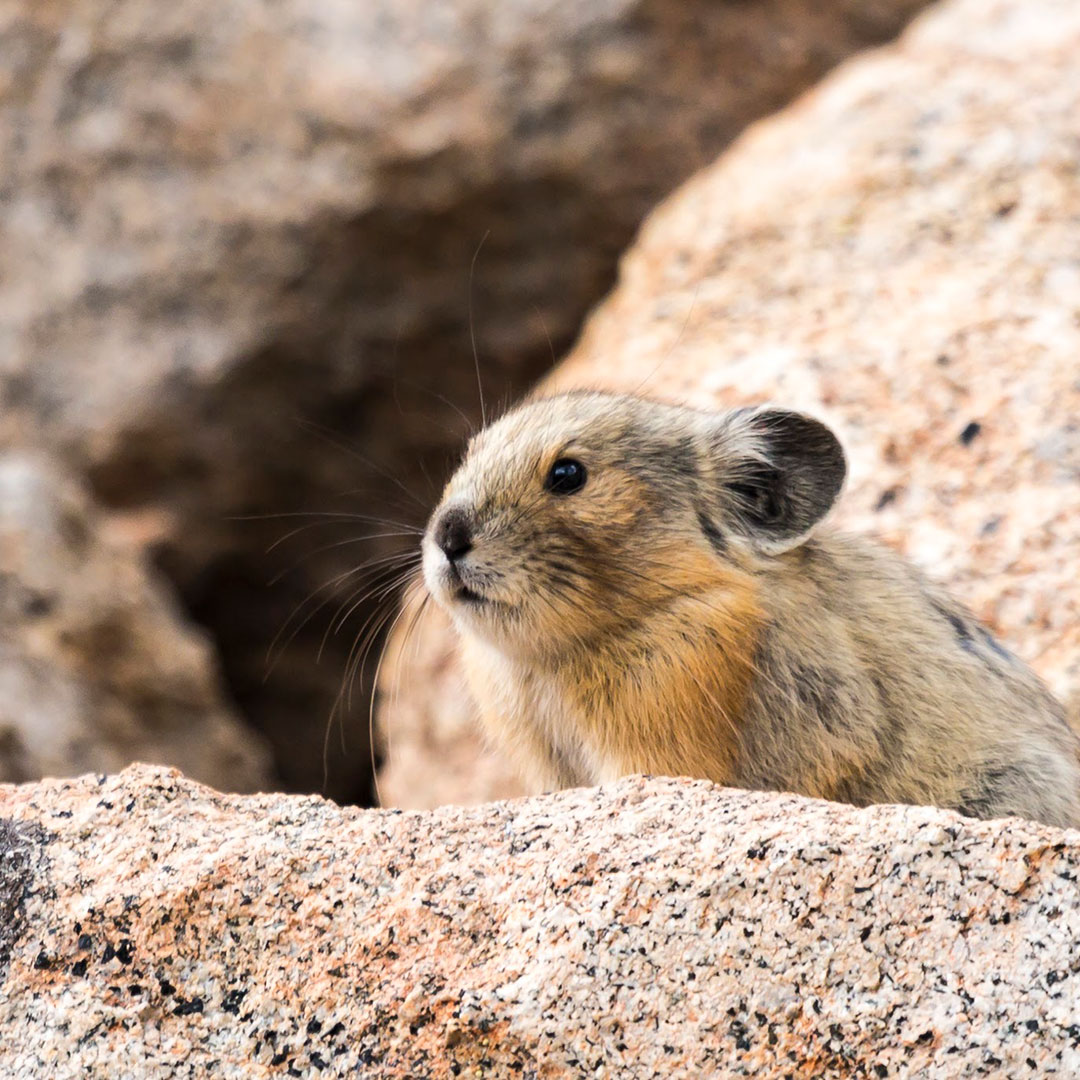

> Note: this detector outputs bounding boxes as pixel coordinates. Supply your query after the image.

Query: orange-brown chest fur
[463,548,763,790]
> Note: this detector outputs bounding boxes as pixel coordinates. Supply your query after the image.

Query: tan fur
[421,391,1080,828]
[460,553,761,791]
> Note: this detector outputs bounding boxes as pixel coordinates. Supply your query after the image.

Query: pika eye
[545,458,587,495]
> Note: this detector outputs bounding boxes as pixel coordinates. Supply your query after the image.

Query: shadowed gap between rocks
[86,181,606,806]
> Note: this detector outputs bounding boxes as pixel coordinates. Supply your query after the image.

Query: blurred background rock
[0,0,933,802]
[0,452,272,788]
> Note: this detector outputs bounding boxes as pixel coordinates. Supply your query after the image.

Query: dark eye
[545,458,587,495]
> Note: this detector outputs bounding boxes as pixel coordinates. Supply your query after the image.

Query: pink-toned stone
[379,0,1080,809]
[2,765,1080,1077]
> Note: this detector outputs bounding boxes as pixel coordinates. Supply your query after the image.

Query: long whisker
[266,552,420,677]
[329,562,421,640]
[631,281,701,398]
[404,581,432,679]
[325,574,414,770]
[234,509,424,536]
[382,578,431,731]
[415,456,439,500]
[296,419,430,511]
[268,533,420,586]
[380,587,434,795]
[468,230,490,428]
[383,370,478,439]
[532,303,558,369]
[318,564,422,793]
[367,583,427,805]
[265,563,373,678]
[265,521,421,557]
[346,571,421,703]
[318,557,423,661]
[336,601,399,793]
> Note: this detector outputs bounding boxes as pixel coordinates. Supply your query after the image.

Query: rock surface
[2,765,1080,1078]
[0,0,931,802]
[379,0,1080,809]
[0,453,271,791]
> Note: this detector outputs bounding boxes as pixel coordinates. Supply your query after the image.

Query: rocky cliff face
[0,0,930,801]
[1,765,1078,1078]
[379,0,1080,809]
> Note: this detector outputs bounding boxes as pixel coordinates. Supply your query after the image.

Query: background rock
[3,765,1080,1077]
[0,454,271,790]
[379,0,1080,808]
[0,0,931,802]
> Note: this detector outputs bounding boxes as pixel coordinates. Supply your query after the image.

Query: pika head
[422,392,846,658]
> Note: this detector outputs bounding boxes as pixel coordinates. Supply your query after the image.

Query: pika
[421,391,1080,828]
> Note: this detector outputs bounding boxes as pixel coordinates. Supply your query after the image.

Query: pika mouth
[454,584,488,605]
[424,542,500,610]
[440,562,491,607]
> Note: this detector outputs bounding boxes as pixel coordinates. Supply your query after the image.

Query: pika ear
[714,408,846,554]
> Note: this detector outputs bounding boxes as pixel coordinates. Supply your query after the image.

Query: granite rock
[0,0,931,802]
[379,0,1080,809]
[0,453,271,791]
[2,764,1080,1077]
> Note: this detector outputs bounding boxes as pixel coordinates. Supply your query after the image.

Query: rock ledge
[1,765,1078,1078]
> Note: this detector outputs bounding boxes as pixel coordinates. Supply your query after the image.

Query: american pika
[421,391,1080,828]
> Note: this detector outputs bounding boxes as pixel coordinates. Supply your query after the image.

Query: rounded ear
[715,408,846,554]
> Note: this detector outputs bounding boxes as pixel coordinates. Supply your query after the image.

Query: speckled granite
[2,765,1080,1077]
[379,0,1080,810]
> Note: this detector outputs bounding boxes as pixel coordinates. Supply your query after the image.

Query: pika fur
[421,391,1080,828]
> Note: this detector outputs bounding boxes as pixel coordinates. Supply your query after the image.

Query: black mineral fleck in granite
[222,988,248,1014]
[959,421,982,446]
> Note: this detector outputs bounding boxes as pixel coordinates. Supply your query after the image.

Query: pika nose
[434,507,473,562]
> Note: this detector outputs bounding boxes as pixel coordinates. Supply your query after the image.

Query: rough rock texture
[379,0,1080,809]
[0,453,271,791]
[0,0,931,802]
[3,765,1080,1077]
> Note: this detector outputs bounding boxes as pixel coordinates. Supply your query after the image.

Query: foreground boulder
[2,765,1079,1077]
[379,0,1080,808]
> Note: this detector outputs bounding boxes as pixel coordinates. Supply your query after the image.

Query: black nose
[434,507,473,561]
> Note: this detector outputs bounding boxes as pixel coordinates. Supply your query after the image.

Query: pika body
[421,391,1080,828]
